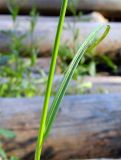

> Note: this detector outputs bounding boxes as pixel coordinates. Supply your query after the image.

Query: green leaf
[101,55,117,71]
[7,0,19,21]
[44,24,110,139]
[0,147,7,159]
[10,156,19,160]
[88,61,96,76]
[0,129,16,139]
[30,7,39,33]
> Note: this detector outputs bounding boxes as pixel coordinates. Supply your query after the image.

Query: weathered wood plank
[0,0,121,18]
[76,76,121,94]
[51,75,121,94]
[0,15,120,56]
[0,94,121,159]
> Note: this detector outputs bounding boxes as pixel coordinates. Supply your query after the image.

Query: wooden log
[0,0,121,18]
[0,15,120,57]
[49,75,121,94]
[1,94,121,159]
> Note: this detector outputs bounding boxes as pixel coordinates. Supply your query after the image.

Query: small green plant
[35,0,110,160]
[7,0,19,22]
[59,0,97,78]
[0,2,43,97]
[59,0,116,78]
[0,129,18,160]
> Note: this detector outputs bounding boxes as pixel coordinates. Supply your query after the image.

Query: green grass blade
[44,24,110,139]
[34,0,68,160]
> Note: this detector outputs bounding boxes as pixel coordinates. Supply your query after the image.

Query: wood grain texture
[0,15,120,56]
[0,94,121,159]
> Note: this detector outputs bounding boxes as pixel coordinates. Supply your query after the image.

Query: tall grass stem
[34,0,68,160]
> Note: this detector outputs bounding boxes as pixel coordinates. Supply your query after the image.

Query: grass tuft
[34,0,110,159]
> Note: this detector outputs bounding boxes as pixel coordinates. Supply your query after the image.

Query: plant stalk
[34,0,68,160]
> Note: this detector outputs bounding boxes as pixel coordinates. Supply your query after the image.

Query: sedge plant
[35,0,110,159]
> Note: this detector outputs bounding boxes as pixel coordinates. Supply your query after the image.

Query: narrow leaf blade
[44,25,110,139]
